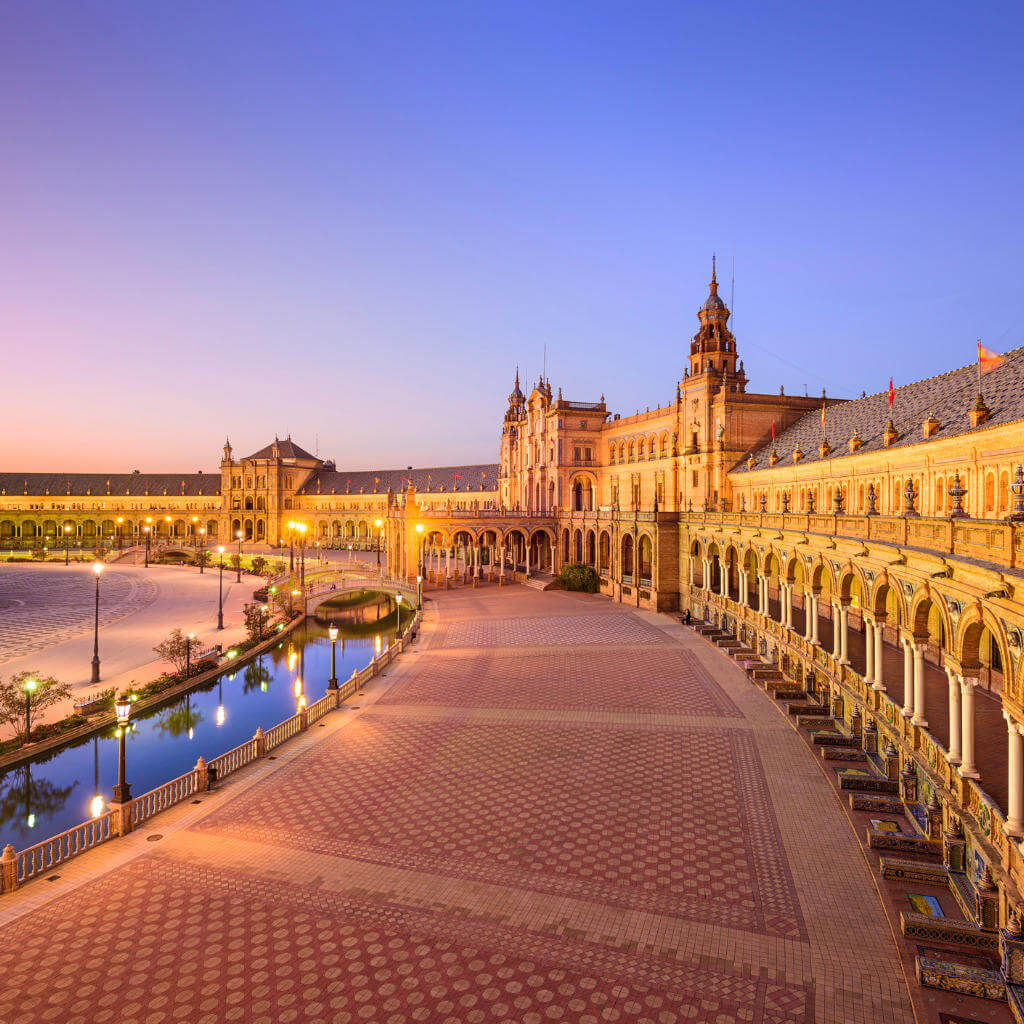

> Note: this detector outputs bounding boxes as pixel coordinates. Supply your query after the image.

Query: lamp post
[198,527,206,572]
[143,521,152,568]
[235,530,243,583]
[417,575,423,608]
[90,562,103,684]
[115,517,124,551]
[63,524,72,565]
[290,588,300,617]
[23,677,37,739]
[217,545,225,630]
[186,632,195,676]
[112,694,132,803]
[328,625,339,689]
[347,542,352,567]
[415,523,424,580]
[374,518,383,570]
[287,520,295,572]
[191,516,199,548]
[395,593,403,636]
[296,523,307,588]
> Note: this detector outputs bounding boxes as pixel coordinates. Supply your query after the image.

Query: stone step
[810,729,858,747]
[850,793,904,813]
[795,713,835,730]
[837,769,899,794]
[901,912,999,952]
[763,677,796,692]
[523,573,557,591]
[867,829,942,856]
[823,746,867,763]
[879,857,948,886]
[750,667,783,681]
[771,689,805,703]
[787,700,825,716]
[915,955,1005,1001]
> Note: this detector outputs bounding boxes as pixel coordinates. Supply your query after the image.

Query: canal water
[0,591,398,852]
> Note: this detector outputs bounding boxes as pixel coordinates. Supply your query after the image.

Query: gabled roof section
[243,437,320,462]
[0,473,219,497]
[740,347,1024,472]
[297,464,499,496]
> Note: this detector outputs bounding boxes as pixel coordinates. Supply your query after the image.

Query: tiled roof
[243,438,319,461]
[740,347,1024,473]
[298,464,499,496]
[0,473,219,497]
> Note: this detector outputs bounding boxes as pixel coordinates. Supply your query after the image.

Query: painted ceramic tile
[908,892,943,917]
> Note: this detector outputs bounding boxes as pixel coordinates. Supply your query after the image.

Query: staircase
[523,572,557,591]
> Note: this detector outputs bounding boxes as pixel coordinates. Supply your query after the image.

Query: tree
[250,555,267,576]
[153,629,191,677]
[243,601,271,642]
[195,549,210,570]
[0,672,72,739]
[230,553,242,573]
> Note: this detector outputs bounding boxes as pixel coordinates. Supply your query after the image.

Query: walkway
[0,585,915,1023]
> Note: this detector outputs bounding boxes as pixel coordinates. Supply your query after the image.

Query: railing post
[299,706,309,730]
[1,844,17,894]
[195,755,209,791]
[109,801,133,836]
[254,726,265,758]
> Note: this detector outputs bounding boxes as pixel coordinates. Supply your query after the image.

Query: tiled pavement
[0,584,918,1023]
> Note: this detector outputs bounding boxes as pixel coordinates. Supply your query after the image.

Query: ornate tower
[688,256,741,381]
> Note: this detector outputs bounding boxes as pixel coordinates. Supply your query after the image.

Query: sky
[3,1,1022,472]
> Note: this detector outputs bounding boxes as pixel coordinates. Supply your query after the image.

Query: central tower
[687,256,739,380]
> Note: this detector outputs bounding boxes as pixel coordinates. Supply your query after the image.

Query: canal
[0,591,398,852]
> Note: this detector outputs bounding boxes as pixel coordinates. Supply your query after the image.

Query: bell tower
[688,256,740,380]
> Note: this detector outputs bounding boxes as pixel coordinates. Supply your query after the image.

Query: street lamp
[143,519,152,568]
[63,523,72,565]
[374,518,383,569]
[191,516,199,548]
[415,522,424,579]
[287,520,296,572]
[23,677,37,739]
[198,527,207,572]
[328,625,339,689]
[217,545,226,630]
[296,522,307,587]
[290,588,300,617]
[235,529,243,583]
[90,562,103,684]
[112,694,133,803]
[395,593,403,636]
[115,516,124,551]
[417,574,423,608]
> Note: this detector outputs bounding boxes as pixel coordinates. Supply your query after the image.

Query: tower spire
[711,252,717,285]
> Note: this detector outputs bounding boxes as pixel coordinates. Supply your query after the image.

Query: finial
[515,365,520,388]
[711,252,717,284]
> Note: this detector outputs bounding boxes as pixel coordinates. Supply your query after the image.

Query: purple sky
[3,2,1022,472]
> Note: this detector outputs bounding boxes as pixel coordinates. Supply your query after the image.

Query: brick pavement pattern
[0,585,916,1023]
[0,567,158,662]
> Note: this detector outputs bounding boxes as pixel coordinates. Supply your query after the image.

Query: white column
[911,643,927,727]
[959,678,979,779]
[839,604,850,665]
[901,640,914,717]
[1006,715,1024,837]
[945,668,962,764]
[865,619,875,682]
[739,573,747,605]
[873,621,885,689]
[784,585,792,628]
[811,595,820,644]
[804,591,813,639]
[720,564,728,598]
[832,603,840,657]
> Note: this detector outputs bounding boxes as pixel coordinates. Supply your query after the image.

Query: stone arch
[561,528,570,563]
[837,564,867,605]
[868,573,908,628]
[528,527,554,573]
[586,529,596,567]
[637,534,653,582]
[572,528,583,563]
[621,534,634,578]
[956,604,1010,692]
[909,587,953,651]
[658,431,670,458]
[570,473,597,512]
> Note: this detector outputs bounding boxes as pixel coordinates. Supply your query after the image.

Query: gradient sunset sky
[4,2,1022,472]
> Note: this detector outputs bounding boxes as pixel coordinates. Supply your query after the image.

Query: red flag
[770,421,776,441]
[820,401,827,429]
[978,341,1003,374]
[887,378,895,408]
[454,472,461,480]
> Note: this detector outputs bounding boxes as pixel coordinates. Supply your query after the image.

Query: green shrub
[557,563,599,593]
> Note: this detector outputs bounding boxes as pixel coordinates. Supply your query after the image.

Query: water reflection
[0,598,397,850]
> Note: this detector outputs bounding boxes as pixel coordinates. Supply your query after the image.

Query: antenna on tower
[543,343,547,384]
[315,434,319,458]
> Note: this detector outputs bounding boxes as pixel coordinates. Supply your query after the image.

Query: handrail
[131,769,199,827]
[14,812,116,886]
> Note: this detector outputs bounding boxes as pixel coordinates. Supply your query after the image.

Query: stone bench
[879,857,948,886]
[915,955,1005,1001]
[901,912,999,951]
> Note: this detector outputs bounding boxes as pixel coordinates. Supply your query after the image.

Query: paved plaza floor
[0,585,919,1023]
[0,563,262,732]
